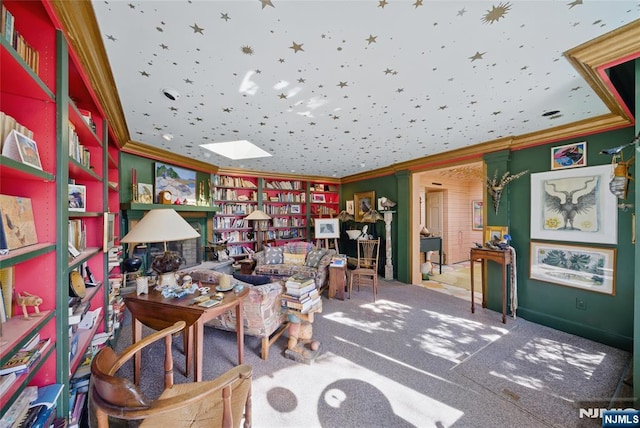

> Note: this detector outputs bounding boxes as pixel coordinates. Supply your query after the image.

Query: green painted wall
[504,127,635,350]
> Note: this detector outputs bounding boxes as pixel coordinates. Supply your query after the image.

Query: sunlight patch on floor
[252,351,464,427]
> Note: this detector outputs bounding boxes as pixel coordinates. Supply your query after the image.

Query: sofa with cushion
[253,241,336,290]
[178,268,287,359]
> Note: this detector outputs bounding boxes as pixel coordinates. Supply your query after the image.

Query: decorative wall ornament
[485,169,528,214]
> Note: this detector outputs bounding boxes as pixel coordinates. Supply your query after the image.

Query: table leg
[481,260,487,308]
[501,263,507,324]
[194,320,204,382]
[236,301,244,364]
[164,334,174,388]
[470,259,475,314]
[133,318,142,385]
[184,325,192,378]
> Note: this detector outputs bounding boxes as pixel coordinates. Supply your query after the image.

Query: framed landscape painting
[529,241,615,295]
[155,162,197,205]
[530,164,617,244]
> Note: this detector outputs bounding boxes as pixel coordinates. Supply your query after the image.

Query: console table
[420,237,443,274]
[469,247,511,324]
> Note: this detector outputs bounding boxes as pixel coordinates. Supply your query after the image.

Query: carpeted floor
[112,279,631,428]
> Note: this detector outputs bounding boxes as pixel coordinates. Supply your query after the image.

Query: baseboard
[517,307,632,351]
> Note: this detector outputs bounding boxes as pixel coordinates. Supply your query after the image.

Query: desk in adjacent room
[125,286,249,383]
[420,236,443,274]
[469,247,511,324]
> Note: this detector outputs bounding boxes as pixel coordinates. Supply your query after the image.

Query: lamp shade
[120,208,200,244]
[245,209,271,220]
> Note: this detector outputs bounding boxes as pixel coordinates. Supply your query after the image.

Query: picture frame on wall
[346,200,355,215]
[529,241,616,295]
[472,200,483,230]
[530,164,617,244]
[155,162,197,205]
[551,141,586,170]
[354,191,375,222]
[484,225,508,244]
[68,184,87,212]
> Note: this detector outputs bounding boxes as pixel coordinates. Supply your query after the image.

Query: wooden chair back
[356,238,380,270]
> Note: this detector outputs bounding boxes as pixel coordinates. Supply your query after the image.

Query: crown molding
[122,141,219,174]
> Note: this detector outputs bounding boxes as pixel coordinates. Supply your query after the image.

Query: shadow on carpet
[452,318,631,427]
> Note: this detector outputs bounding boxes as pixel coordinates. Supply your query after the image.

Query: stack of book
[0,337,51,376]
[282,274,321,314]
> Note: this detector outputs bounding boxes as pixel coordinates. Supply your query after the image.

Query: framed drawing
[290,204,301,214]
[346,200,355,215]
[137,183,153,204]
[312,193,326,203]
[103,212,116,252]
[484,225,508,244]
[529,241,615,295]
[472,200,483,230]
[354,191,375,222]
[68,184,87,212]
[314,218,340,239]
[0,195,38,250]
[530,164,617,244]
[155,162,197,205]
[2,130,42,170]
[551,141,586,170]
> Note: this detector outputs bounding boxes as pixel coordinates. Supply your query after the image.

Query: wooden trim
[122,141,219,174]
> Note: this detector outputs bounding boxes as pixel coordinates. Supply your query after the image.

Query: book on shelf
[19,333,40,352]
[0,337,50,375]
[0,385,37,428]
[0,372,17,397]
[30,383,64,410]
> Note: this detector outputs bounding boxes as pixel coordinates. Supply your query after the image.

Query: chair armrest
[111,321,186,373]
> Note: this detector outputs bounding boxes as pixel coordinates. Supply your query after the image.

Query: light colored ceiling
[88,1,639,179]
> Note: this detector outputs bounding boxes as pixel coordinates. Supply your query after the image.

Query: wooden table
[238,258,256,275]
[328,264,347,300]
[124,286,249,383]
[469,247,511,324]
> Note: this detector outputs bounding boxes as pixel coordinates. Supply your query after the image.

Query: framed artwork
[484,225,508,244]
[137,183,153,204]
[290,204,301,214]
[529,241,615,295]
[551,141,586,170]
[103,212,116,252]
[530,164,617,244]
[155,162,197,205]
[354,191,375,222]
[2,130,42,170]
[346,200,355,215]
[68,184,87,212]
[472,200,483,230]
[312,193,326,203]
[315,218,340,239]
[0,195,38,250]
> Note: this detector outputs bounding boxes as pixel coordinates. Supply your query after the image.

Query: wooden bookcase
[0,0,120,420]
[262,178,308,245]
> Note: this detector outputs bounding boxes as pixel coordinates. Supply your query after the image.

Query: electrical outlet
[576,298,586,310]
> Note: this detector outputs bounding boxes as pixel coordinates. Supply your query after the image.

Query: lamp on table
[120,208,200,287]
[245,209,271,252]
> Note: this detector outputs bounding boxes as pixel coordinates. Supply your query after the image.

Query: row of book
[265,180,304,190]
[215,175,257,188]
[282,274,321,314]
[0,383,64,428]
[68,122,92,169]
[0,112,34,155]
[1,5,40,76]
[0,336,51,376]
[264,192,306,203]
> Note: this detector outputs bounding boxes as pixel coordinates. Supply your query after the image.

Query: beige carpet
[428,263,482,291]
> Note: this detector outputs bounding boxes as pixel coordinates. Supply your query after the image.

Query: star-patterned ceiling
[90,0,639,178]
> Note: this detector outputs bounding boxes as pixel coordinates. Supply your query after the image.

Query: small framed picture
[137,183,153,204]
[315,218,339,239]
[472,200,483,230]
[68,184,87,212]
[551,141,586,170]
[484,225,508,244]
[290,204,301,214]
[346,200,355,215]
[312,193,326,203]
[3,129,43,170]
[103,212,116,252]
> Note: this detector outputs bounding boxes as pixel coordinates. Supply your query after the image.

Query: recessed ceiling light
[162,133,173,141]
[360,163,366,168]
[542,110,560,117]
[200,140,272,160]
[161,88,180,101]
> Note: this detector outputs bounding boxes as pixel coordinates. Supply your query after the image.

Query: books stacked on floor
[0,336,51,376]
[282,274,322,314]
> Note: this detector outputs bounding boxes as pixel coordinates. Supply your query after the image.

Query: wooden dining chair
[90,321,253,428]
[349,238,381,301]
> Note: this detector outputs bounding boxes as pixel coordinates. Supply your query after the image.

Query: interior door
[426,190,443,236]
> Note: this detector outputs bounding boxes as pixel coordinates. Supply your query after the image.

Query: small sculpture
[16,291,43,319]
[485,169,528,214]
[379,197,396,210]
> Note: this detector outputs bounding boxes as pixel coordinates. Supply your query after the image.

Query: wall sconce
[609,158,634,200]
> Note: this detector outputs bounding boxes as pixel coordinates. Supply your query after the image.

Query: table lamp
[245,209,271,252]
[120,208,200,287]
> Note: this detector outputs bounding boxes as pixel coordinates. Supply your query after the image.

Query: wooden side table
[238,259,256,275]
[328,264,347,300]
[469,247,511,324]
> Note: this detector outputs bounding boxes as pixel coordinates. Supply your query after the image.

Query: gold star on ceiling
[160,43,168,50]
[413,0,423,8]
[567,0,582,8]
[241,45,254,55]
[107,35,116,41]
[220,13,230,21]
[289,42,304,53]
[337,81,348,88]
[457,8,467,16]
[190,23,204,34]
[378,0,388,8]
[469,51,485,61]
[383,68,393,75]
[482,2,511,24]
[260,0,275,9]
[139,71,150,77]
[366,35,377,44]
[278,93,287,99]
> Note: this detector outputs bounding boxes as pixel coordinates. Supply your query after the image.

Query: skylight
[200,140,272,160]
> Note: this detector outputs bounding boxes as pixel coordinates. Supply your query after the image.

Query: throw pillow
[233,273,271,285]
[305,248,327,268]
[283,252,306,265]
[264,246,284,264]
